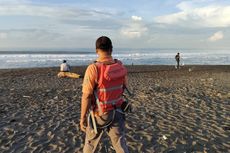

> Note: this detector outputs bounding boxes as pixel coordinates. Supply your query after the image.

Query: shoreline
[1,64,230,70]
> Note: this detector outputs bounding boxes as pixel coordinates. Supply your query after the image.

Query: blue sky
[0,0,230,50]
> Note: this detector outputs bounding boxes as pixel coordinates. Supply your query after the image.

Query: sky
[0,0,230,51]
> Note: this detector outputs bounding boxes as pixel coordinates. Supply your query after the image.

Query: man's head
[63,60,67,63]
[96,36,113,54]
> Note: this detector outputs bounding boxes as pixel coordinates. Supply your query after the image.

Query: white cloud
[0,0,29,4]
[0,32,8,39]
[0,4,113,20]
[208,31,224,42]
[131,16,142,21]
[120,16,147,39]
[176,1,194,11]
[154,1,230,28]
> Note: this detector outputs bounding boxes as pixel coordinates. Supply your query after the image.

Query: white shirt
[60,63,70,72]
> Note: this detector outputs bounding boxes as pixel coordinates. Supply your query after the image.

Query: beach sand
[0,65,229,153]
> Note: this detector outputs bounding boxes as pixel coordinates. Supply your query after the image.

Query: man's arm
[124,75,128,87]
[80,93,92,132]
[60,64,63,71]
[80,64,97,132]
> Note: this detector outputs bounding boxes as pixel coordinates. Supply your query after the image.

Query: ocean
[0,49,229,69]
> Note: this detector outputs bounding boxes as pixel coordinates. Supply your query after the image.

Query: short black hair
[96,36,113,52]
[63,60,66,63]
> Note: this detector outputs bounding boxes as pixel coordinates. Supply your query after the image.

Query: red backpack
[93,59,127,115]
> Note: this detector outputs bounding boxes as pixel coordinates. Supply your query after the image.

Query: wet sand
[0,65,230,153]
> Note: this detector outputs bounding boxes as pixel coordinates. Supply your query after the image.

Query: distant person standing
[60,60,70,72]
[175,53,180,69]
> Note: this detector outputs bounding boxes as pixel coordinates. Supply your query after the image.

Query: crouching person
[58,60,81,78]
[80,36,129,153]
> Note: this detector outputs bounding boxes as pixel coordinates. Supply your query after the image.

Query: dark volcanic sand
[0,65,230,153]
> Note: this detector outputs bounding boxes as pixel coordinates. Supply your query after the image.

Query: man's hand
[80,117,87,132]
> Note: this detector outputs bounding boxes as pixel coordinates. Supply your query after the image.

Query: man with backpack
[80,36,129,153]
